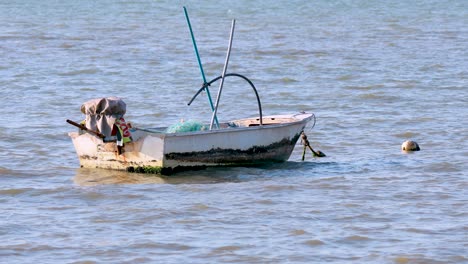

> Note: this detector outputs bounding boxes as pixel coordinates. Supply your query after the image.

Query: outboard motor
[80,97,132,147]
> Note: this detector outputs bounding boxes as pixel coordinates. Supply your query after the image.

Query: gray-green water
[1,0,467,263]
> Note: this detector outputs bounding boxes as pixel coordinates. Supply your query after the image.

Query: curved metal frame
[188,73,263,126]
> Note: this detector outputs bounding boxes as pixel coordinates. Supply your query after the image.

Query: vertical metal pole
[210,19,236,130]
[183,6,219,127]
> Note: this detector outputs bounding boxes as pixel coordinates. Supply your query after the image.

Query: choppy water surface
[1,0,467,263]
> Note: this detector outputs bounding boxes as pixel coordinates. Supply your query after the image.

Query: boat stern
[68,131,165,172]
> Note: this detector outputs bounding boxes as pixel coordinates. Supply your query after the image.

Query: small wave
[69,260,98,264]
[0,167,35,177]
[129,242,194,251]
[254,49,281,56]
[263,184,296,191]
[303,239,325,246]
[58,68,100,76]
[358,93,400,101]
[0,188,33,195]
[212,245,244,253]
[343,235,371,241]
[189,203,212,211]
[79,87,97,91]
[254,199,275,205]
[311,51,329,57]
[290,229,307,236]
[173,219,203,224]
[280,77,299,83]
[284,49,311,56]
[342,203,360,208]
[13,72,33,78]
[0,167,13,175]
[402,227,437,234]
[59,43,74,49]
[423,162,462,173]
[393,132,421,138]
[1,241,67,251]
[337,75,355,81]
[345,84,385,90]
[419,64,445,72]
[272,34,286,40]
[393,254,447,264]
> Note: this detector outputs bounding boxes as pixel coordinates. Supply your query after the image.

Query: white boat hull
[69,113,313,174]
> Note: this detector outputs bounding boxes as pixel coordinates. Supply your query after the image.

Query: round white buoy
[401,140,420,151]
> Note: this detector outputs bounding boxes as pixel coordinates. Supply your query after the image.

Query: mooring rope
[301,131,326,160]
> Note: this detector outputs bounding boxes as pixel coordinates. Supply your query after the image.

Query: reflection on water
[73,161,336,186]
[74,168,167,186]
[73,167,251,186]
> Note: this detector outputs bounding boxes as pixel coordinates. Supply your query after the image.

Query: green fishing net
[166,120,207,133]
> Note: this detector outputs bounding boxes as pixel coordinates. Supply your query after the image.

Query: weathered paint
[69,113,314,175]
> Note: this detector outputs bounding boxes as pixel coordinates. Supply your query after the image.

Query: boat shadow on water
[73,161,337,186]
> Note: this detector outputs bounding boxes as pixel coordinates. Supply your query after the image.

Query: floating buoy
[401,140,420,151]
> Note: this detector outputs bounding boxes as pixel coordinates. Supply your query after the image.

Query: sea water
[0,0,467,263]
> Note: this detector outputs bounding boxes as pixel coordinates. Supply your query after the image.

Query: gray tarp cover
[81,97,126,137]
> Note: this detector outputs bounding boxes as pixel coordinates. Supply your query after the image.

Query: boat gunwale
[134,113,314,137]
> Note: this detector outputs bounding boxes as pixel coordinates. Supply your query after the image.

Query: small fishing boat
[68,102,314,175]
[67,8,318,175]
